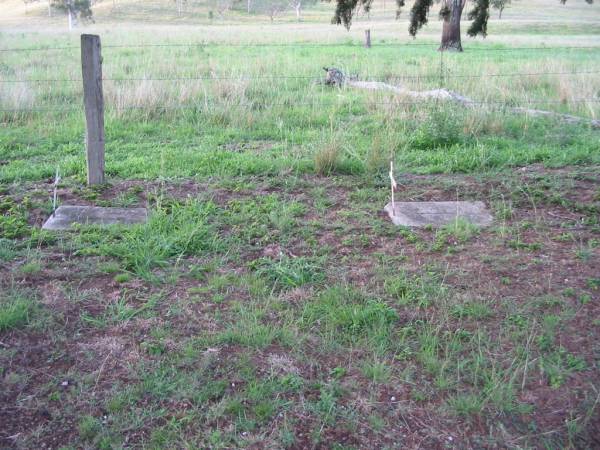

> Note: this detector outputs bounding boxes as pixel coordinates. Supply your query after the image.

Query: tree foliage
[51,0,94,21]
[408,0,434,36]
[467,0,489,37]
[331,0,594,36]
[331,0,372,27]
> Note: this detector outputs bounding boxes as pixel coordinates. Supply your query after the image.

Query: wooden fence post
[81,34,105,185]
[365,29,371,48]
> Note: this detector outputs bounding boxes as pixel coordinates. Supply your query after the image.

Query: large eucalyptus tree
[331,0,594,51]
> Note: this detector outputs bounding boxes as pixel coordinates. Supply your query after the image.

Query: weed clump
[252,255,324,290]
[410,108,463,150]
[78,415,102,443]
[432,218,479,251]
[302,286,398,340]
[384,271,446,308]
[0,198,29,239]
[75,199,221,281]
[365,135,391,173]
[0,238,17,261]
[314,138,342,176]
[0,289,35,332]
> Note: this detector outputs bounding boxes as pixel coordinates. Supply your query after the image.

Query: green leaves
[0,198,29,239]
[409,0,435,37]
[331,0,373,30]
[467,0,491,38]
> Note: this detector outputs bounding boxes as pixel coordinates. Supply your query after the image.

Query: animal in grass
[323,67,345,86]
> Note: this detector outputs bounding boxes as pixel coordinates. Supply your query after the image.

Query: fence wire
[1,43,599,52]
[1,42,598,117]
[2,70,600,84]
[2,98,599,113]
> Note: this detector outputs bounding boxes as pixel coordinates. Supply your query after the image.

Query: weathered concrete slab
[42,205,148,230]
[384,201,493,228]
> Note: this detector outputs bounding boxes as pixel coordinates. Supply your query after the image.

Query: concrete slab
[384,201,493,228]
[42,205,148,230]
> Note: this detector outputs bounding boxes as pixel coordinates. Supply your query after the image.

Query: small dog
[323,67,345,86]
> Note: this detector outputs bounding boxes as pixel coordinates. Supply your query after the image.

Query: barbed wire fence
[1,41,599,112]
[1,38,599,183]
[0,42,600,139]
[2,99,600,113]
[3,42,600,51]
[2,70,600,84]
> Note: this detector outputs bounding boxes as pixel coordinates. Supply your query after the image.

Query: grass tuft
[302,286,398,342]
[314,137,342,176]
[252,255,324,290]
[0,289,35,332]
[76,199,221,281]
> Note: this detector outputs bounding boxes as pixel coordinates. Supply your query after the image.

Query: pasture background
[1,0,600,183]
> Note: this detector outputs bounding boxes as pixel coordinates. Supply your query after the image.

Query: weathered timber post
[81,34,105,185]
[364,29,371,48]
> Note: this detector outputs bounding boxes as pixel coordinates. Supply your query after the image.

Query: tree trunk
[295,3,301,21]
[439,0,465,52]
[498,6,503,19]
[68,7,73,30]
[48,0,52,17]
[247,0,250,14]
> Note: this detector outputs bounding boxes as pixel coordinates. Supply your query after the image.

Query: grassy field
[1,0,600,448]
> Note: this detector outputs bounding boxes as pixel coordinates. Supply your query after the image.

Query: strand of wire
[2,98,599,112]
[2,70,600,83]
[2,43,600,52]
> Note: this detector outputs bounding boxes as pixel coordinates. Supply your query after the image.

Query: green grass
[302,285,398,351]
[451,300,493,319]
[75,198,221,280]
[433,218,479,251]
[2,167,598,448]
[1,104,598,184]
[0,198,29,238]
[383,270,447,308]
[0,238,17,261]
[252,255,325,290]
[0,289,35,332]
[1,4,600,448]
[1,28,599,184]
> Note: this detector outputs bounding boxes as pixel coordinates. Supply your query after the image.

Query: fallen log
[345,80,599,129]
